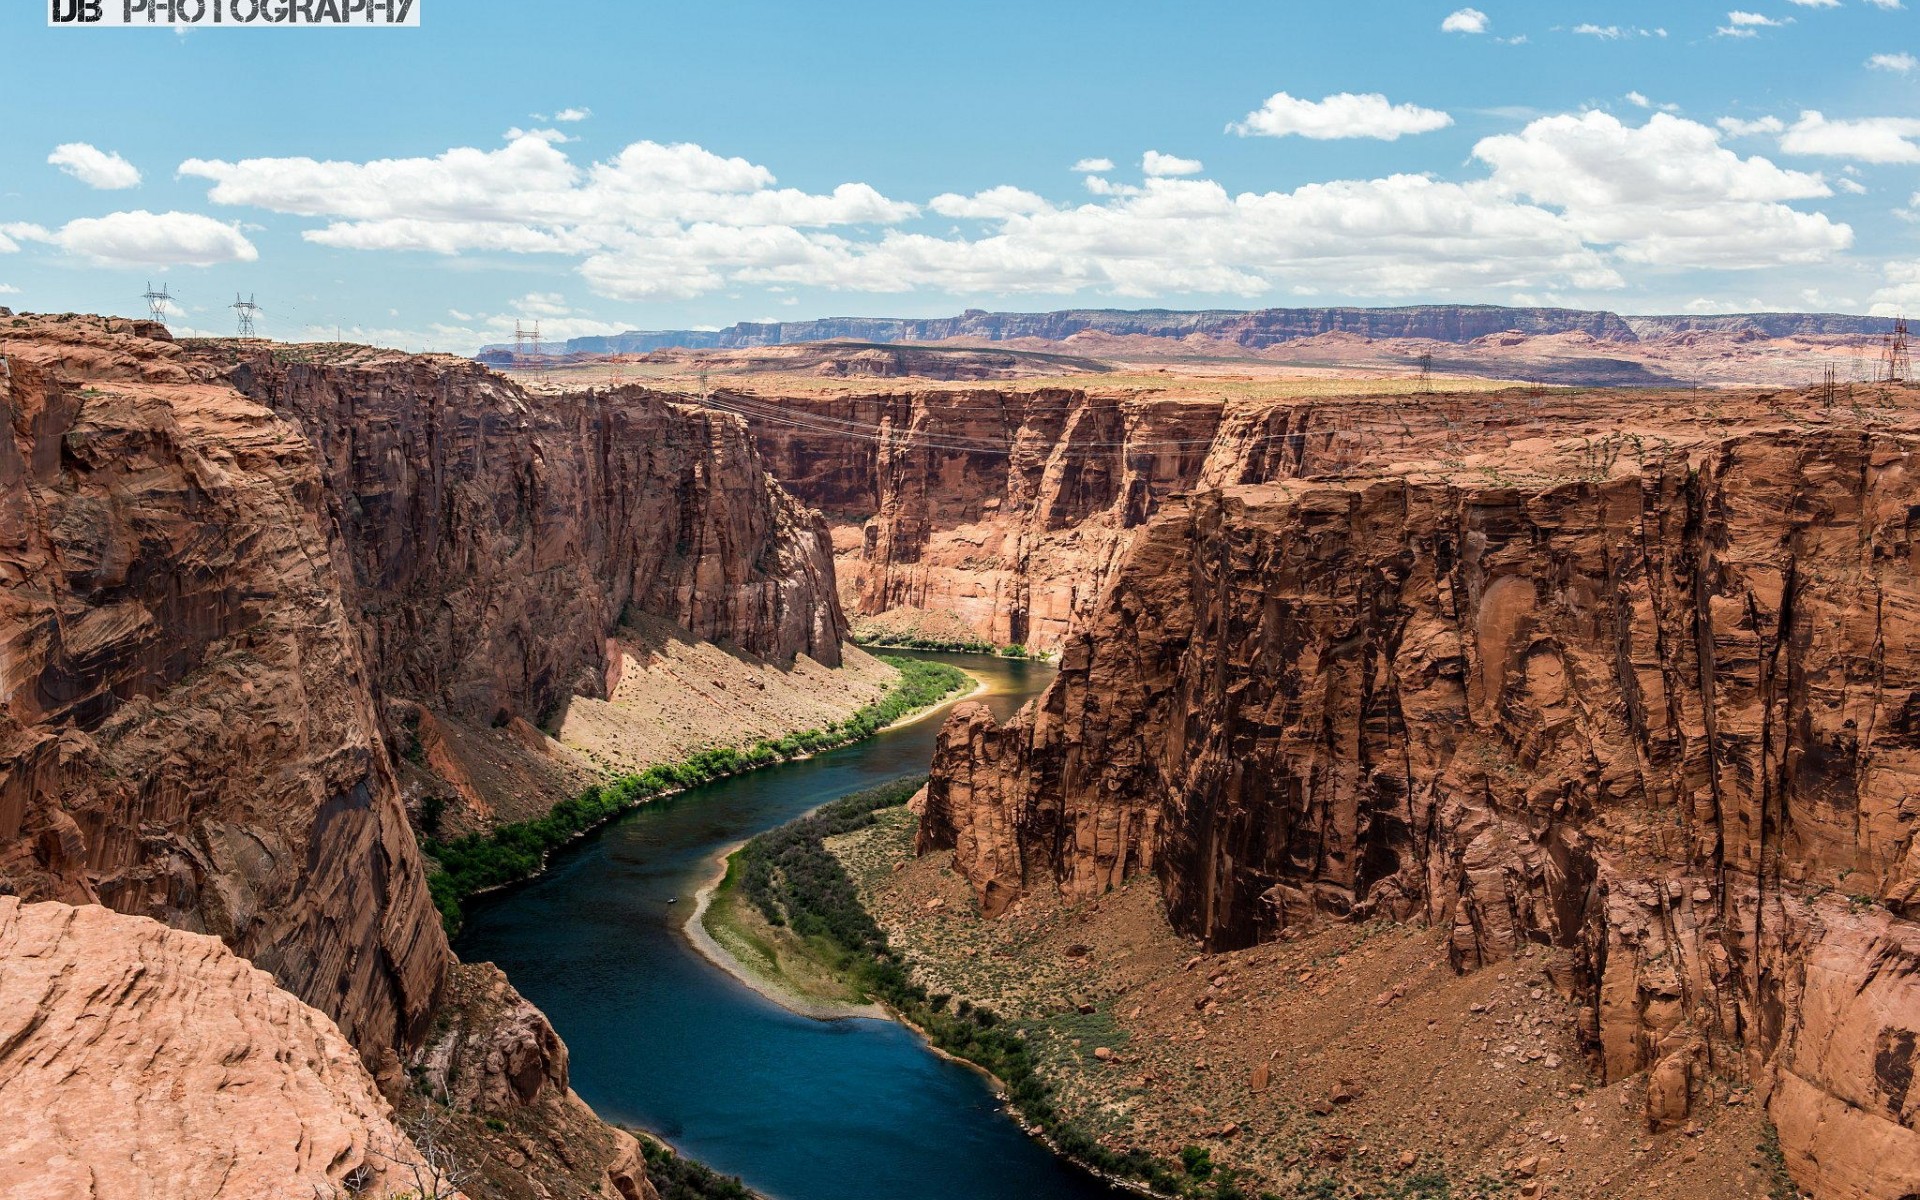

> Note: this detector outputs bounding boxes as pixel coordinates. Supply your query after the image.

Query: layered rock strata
[1,313,852,1196]
[921,389,1920,1197]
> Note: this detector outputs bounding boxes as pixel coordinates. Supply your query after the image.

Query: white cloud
[1718,10,1791,36]
[1140,150,1203,177]
[1779,111,1920,163]
[1441,7,1489,33]
[0,231,16,254]
[1230,91,1453,141]
[1473,111,1849,268]
[1573,23,1667,38]
[48,143,141,190]
[1836,176,1868,194]
[1071,157,1115,173]
[1718,115,1788,136]
[5,211,257,268]
[0,284,18,294]
[1870,261,1920,315]
[1786,0,1838,7]
[1869,52,1918,72]
[1626,91,1652,108]
[174,121,1855,304]
[929,186,1052,219]
[1863,0,1903,9]
[553,107,591,122]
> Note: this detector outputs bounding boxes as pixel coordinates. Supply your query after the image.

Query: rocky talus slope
[920,384,1920,1198]
[0,313,845,1197]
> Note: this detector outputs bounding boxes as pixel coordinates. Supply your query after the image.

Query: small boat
[667,897,678,904]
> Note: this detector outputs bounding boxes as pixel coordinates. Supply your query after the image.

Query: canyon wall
[0,317,447,1058]
[0,314,851,1196]
[922,402,1920,1197]
[735,388,1225,650]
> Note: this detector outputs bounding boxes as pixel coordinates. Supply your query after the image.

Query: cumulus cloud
[1779,111,1920,163]
[1718,115,1788,137]
[1441,7,1488,33]
[1071,157,1115,173]
[1717,10,1791,36]
[1473,111,1849,267]
[1140,150,1203,177]
[48,143,141,190]
[929,186,1052,219]
[553,107,591,122]
[1863,0,1903,9]
[174,120,1853,304]
[1230,92,1453,141]
[5,211,257,268]
[1871,261,1920,315]
[0,230,16,254]
[1869,52,1917,72]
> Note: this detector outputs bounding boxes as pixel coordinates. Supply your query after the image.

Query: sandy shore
[679,668,985,1022]
[682,843,886,1021]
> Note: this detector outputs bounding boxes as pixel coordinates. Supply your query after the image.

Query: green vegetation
[638,1136,758,1200]
[424,656,969,935]
[851,632,1038,658]
[727,785,1254,1198]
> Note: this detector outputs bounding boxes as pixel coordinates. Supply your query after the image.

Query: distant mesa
[477,304,1898,359]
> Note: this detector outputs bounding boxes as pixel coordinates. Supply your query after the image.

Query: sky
[1,1,1918,350]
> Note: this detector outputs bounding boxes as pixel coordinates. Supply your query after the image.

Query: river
[457,650,1128,1200]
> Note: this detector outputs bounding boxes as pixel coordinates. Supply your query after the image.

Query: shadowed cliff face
[921,402,1920,1197]
[228,356,846,731]
[0,316,847,1074]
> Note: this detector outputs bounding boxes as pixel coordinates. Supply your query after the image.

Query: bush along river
[456,650,1131,1200]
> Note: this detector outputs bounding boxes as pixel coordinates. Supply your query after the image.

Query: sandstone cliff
[0,315,447,1058]
[735,388,1225,650]
[0,897,429,1200]
[0,313,848,1197]
[921,388,1920,1197]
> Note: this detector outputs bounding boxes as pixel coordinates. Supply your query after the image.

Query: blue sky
[2,1,1917,349]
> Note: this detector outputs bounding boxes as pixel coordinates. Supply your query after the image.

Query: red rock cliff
[922,397,1920,1197]
[734,388,1225,649]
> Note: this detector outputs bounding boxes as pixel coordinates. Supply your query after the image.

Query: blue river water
[457,651,1128,1200]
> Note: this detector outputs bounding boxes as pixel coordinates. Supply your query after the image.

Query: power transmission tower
[1822,361,1837,408]
[142,282,174,325]
[1883,316,1911,385]
[513,320,542,369]
[231,293,261,338]
[1416,352,1434,395]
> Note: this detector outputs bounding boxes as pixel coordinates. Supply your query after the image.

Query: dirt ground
[832,810,1795,1200]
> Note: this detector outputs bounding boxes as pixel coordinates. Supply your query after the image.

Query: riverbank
[685,839,885,1020]
[688,786,1194,1195]
[426,656,972,934]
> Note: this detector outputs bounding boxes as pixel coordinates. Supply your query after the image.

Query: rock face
[1,314,850,1197]
[0,897,427,1200]
[226,353,845,732]
[0,316,448,1058]
[738,389,1225,650]
[921,389,1920,1197]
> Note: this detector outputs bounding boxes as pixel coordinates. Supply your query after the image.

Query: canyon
[914,379,1920,1197]
[0,311,855,1198]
